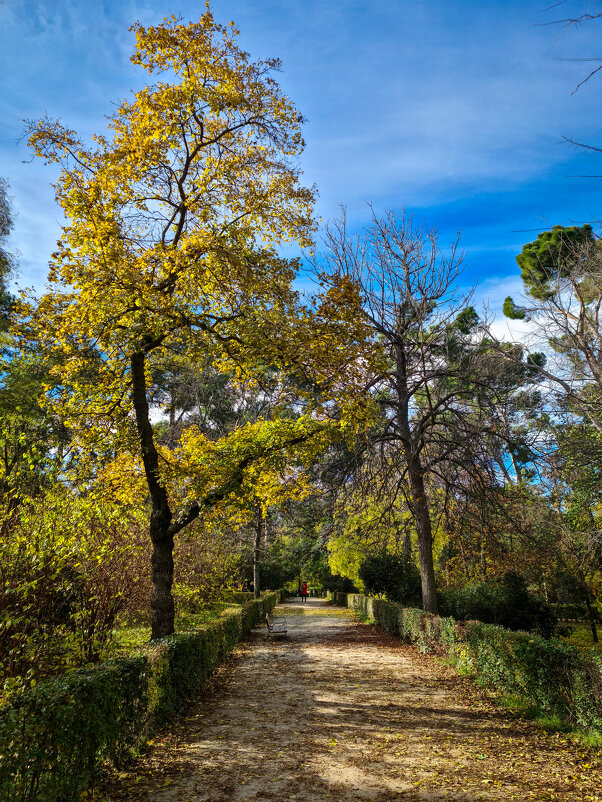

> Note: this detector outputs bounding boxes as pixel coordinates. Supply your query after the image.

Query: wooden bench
[265,614,287,636]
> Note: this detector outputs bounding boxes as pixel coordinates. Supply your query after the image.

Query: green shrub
[439,572,557,638]
[240,592,279,634]
[347,593,400,636]
[0,657,147,801]
[0,591,280,802]
[358,552,421,606]
[371,599,401,636]
[465,624,602,731]
[396,607,459,655]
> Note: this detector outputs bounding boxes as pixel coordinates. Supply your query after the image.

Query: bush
[466,623,602,730]
[327,591,350,606]
[0,591,280,802]
[338,592,602,735]
[0,491,150,690]
[349,594,401,635]
[358,552,421,606]
[0,657,147,802]
[323,574,358,593]
[438,572,557,638]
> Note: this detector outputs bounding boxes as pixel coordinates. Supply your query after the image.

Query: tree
[22,9,360,639]
[0,181,68,514]
[501,225,602,634]
[546,418,602,642]
[0,179,15,331]
[358,551,421,605]
[504,224,602,429]
[314,208,507,613]
[515,224,594,300]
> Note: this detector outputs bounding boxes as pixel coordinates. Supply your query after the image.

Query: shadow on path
[95,599,602,802]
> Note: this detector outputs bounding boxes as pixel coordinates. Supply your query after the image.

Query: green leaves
[516,224,594,300]
[503,295,527,320]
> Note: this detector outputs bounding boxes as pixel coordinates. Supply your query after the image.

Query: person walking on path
[301,581,308,602]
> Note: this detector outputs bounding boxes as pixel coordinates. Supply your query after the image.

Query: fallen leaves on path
[90,602,601,802]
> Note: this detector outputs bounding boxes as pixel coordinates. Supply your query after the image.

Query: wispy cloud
[2,0,602,291]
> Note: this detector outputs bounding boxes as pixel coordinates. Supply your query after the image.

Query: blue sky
[2,0,602,314]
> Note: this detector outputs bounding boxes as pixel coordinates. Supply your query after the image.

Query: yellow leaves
[29,5,315,290]
[83,413,335,529]
[96,453,148,508]
[327,534,366,591]
[146,415,329,523]
[19,3,381,536]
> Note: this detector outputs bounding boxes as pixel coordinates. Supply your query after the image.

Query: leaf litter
[91,600,601,801]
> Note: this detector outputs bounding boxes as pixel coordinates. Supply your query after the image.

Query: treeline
[1,5,601,699]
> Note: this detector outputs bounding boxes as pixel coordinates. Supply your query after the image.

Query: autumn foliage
[19,8,375,639]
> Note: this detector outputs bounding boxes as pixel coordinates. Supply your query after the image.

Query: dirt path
[95,600,601,801]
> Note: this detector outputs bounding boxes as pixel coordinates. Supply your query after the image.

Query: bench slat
[265,614,287,635]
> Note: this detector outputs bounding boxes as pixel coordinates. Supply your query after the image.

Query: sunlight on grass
[111,603,240,655]
[558,623,602,653]
[277,604,352,618]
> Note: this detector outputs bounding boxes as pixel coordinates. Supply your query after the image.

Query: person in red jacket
[301,581,308,602]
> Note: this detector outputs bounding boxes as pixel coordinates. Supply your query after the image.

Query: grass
[558,622,602,653]
[110,603,241,656]
[494,691,602,747]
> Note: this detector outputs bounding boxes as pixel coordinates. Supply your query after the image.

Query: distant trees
[504,224,602,428]
[548,421,601,642]
[500,224,602,635]
[358,551,421,605]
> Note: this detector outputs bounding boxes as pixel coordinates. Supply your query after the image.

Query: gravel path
[95,599,602,801]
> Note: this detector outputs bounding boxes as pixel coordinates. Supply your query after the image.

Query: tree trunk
[584,594,599,644]
[395,343,438,614]
[407,461,438,614]
[150,511,175,639]
[131,350,176,639]
[253,508,263,600]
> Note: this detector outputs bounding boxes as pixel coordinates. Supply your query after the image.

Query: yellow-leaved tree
[21,8,372,638]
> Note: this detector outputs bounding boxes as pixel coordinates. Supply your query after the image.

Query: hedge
[221,590,254,604]
[334,592,602,735]
[0,591,281,802]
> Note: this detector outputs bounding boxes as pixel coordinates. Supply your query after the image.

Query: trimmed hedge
[344,593,401,636]
[0,591,280,802]
[221,590,254,604]
[330,591,349,607]
[338,593,602,735]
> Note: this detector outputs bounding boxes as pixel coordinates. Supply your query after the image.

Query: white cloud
[3,0,602,291]
[472,273,543,345]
